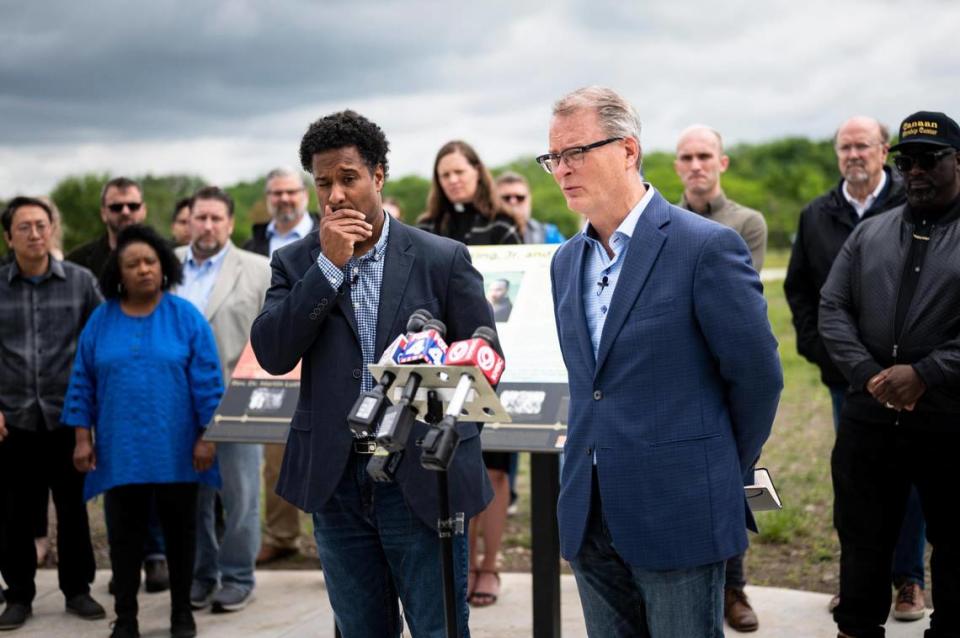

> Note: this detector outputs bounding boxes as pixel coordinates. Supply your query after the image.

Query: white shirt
[842,171,887,218]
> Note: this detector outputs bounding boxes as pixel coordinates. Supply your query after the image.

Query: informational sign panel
[205,244,570,451]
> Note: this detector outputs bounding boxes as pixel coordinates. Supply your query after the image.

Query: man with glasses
[66,177,149,277]
[0,197,105,630]
[495,172,564,244]
[543,86,782,637]
[242,168,318,565]
[820,110,960,638]
[783,117,926,620]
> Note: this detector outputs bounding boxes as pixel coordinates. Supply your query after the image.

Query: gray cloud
[1,0,959,197]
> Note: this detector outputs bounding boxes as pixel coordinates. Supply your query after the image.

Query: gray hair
[553,86,643,169]
[264,167,309,191]
[495,170,529,187]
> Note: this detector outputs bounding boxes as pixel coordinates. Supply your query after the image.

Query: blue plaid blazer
[550,190,783,569]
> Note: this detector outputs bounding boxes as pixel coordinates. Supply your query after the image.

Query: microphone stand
[367,362,509,638]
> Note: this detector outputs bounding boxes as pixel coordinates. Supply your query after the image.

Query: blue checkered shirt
[581,185,655,357]
[316,213,391,393]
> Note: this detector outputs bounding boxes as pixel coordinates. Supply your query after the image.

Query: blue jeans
[570,477,724,637]
[828,385,926,588]
[312,453,470,638]
[193,442,261,593]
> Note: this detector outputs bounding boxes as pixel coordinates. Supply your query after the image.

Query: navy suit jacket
[250,219,495,529]
[550,190,783,570]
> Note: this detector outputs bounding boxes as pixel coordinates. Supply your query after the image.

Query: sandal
[468,570,500,607]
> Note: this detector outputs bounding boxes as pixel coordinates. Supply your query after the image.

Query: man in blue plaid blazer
[541,87,783,637]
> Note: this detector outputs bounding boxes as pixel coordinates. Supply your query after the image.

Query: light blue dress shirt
[316,213,391,393]
[581,185,656,357]
[268,213,315,257]
[178,243,229,314]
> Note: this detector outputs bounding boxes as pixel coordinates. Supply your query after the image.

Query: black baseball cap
[890,111,960,151]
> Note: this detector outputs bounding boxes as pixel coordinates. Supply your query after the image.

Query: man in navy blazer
[250,110,494,638]
[540,87,783,637]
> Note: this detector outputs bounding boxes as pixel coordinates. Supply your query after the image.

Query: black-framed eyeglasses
[893,147,956,173]
[536,137,623,174]
[501,193,527,203]
[106,202,143,213]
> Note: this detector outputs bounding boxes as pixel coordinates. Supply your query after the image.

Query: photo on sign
[483,271,524,323]
[248,387,286,411]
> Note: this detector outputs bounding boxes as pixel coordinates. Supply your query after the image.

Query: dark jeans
[569,471,724,637]
[105,483,197,622]
[829,385,927,588]
[725,553,746,590]
[832,415,960,638]
[311,453,470,638]
[103,493,167,560]
[0,426,95,605]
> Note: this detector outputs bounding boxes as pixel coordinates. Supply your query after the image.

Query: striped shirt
[581,185,656,357]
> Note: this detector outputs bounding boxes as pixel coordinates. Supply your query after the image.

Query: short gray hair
[553,86,642,169]
[264,167,308,191]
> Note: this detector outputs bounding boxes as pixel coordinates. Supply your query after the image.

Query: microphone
[443,325,505,386]
[375,319,448,452]
[596,275,609,295]
[422,325,505,472]
[347,309,433,437]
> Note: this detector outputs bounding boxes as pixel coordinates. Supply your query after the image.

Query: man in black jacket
[784,117,927,619]
[820,111,960,638]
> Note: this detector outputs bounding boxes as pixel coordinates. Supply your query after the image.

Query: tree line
[2,136,845,256]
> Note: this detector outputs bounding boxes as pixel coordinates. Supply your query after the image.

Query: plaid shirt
[0,257,102,432]
[316,214,391,393]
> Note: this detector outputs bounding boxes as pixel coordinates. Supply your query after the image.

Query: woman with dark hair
[418,140,519,608]
[417,140,524,245]
[63,224,223,638]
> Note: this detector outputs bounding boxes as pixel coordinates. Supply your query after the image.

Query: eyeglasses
[267,188,305,197]
[894,148,956,173]
[501,193,527,204]
[835,142,883,155]
[536,137,623,174]
[106,202,143,213]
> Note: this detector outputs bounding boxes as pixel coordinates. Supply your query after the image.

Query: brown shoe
[255,544,297,565]
[892,582,925,621]
[724,587,759,632]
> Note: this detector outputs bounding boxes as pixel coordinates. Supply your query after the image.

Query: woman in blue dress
[63,224,223,638]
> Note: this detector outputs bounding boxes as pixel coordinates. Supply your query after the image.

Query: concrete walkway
[11,569,931,637]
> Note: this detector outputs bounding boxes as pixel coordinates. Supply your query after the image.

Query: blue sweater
[62,294,223,500]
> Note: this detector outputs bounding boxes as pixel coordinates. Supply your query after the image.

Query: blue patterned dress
[62,293,223,500]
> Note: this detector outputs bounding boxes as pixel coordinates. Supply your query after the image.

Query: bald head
[676,125,724,155]
[674,125,729,203]
[834,116,890,188]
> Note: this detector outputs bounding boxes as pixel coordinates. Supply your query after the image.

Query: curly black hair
[100,224,183,299]
[299,110,390,179]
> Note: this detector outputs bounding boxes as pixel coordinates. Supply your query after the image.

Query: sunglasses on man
[893,147,956,173]
[501,193,527,204]
[106,202,143,213]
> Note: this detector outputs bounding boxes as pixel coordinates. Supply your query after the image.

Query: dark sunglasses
[893,148,956,173]
[501,193,527,203]
[106,202,143,213]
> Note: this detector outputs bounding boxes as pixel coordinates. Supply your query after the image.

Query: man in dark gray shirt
[0,197,105,631]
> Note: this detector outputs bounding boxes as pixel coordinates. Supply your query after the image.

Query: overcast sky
[2,0,958,197]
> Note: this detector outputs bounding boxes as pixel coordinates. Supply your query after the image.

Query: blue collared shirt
[268,213,314,257]
[581,185,656,357]
[178,243,229,314]
[316,213,391,393]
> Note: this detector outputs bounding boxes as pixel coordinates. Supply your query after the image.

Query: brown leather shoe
[724,587,759,632]
[255,544,297,565]
[892,582,925,621]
